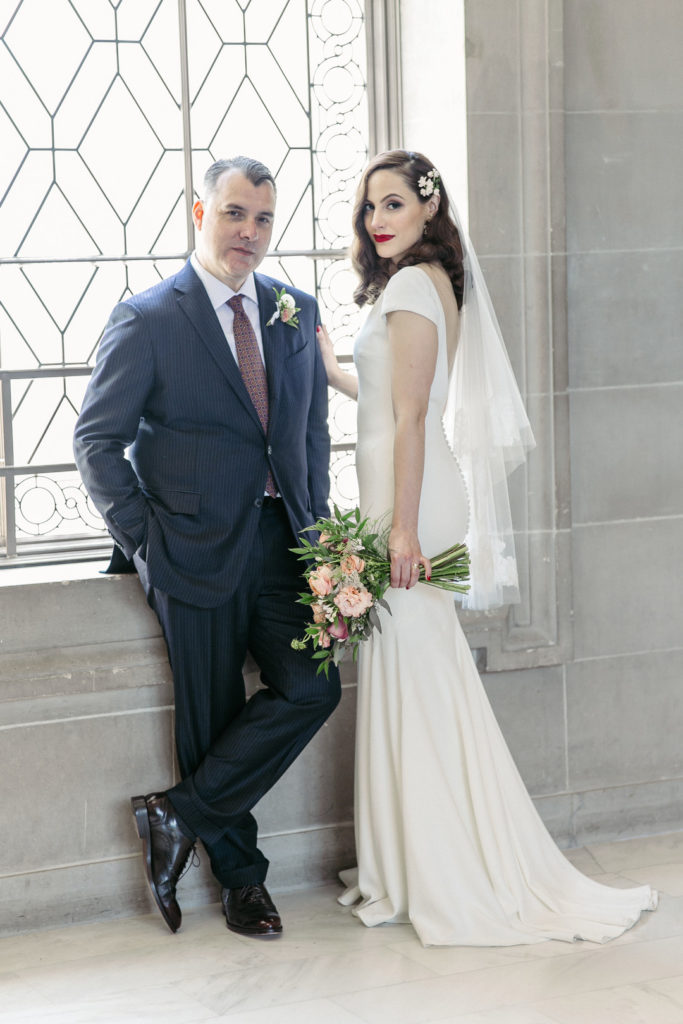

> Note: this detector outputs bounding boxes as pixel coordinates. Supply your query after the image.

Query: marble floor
[4,831,683,1023]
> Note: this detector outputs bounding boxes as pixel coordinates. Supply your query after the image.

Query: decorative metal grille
[0,0,367,564]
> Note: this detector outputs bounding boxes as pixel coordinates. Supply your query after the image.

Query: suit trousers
[149,498,341,889]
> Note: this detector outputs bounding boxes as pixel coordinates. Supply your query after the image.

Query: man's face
[193,169,275,290]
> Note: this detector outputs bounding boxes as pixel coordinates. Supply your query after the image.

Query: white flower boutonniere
[266,286,301,329]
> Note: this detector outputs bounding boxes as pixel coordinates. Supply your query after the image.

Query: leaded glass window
[0,0,367,564]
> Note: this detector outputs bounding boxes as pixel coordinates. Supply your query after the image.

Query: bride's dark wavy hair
[351,149,464,309]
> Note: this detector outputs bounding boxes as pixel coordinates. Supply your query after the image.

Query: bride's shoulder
[388,263,434,287]
[382,263,442,319]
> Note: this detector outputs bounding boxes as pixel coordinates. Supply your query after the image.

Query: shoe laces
[178,844,200,881]
[239,884,266,904]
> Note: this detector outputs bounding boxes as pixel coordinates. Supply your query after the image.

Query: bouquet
[290,506,470,675]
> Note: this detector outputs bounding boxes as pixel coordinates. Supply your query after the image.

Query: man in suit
[73,156,341,938]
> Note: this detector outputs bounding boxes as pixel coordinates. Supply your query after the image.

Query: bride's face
[362,169,434,265]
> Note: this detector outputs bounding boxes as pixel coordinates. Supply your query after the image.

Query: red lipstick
[374,234,394,243]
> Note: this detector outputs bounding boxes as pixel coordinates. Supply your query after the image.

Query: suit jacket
[73,260,332,608]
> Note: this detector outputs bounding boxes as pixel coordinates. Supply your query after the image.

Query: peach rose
[311,602,326,624]
[309,564,334,597]
[340,553,365,575]
[334,585,373,618]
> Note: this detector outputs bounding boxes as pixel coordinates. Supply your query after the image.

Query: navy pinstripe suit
[74,259,341,887]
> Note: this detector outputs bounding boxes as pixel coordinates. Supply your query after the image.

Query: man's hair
[203,156,276,197]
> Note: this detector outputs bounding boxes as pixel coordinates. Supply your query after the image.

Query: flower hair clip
[267,286,300,328]
[418,168,441,198]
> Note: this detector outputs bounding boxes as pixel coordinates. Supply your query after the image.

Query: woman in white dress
[318,149,656,947]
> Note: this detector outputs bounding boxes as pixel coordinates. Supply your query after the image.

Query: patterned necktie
[227,294,276,498]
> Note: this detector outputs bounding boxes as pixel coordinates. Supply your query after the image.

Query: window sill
[0,558,111,588]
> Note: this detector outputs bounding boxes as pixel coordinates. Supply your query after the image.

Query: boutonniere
[266,286,300,329]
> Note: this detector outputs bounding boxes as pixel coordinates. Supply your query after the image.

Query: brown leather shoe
[131,793,195,933]
[221,883,283,937]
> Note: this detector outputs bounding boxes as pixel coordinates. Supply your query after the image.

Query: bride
[317,148,656,947]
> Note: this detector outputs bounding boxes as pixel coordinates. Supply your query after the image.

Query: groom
[73,156,341,937]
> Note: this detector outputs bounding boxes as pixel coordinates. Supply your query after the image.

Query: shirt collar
[190,252,259,310]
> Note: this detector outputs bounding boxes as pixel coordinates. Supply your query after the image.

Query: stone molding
[463,0,572,670]
[365,0,403,153]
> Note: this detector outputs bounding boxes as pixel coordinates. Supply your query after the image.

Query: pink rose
[334,585,373,618]
[309,564,334,597]
[340,553,365,575]
[311,602,326,624]
[281,307,293,323]
[327,615,349,641]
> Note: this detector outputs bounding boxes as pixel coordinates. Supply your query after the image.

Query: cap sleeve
[380,265,440,326]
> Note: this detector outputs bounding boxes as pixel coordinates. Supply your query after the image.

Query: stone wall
[462,0,683,844]
[563,0,683,819]
[0,575,356,935]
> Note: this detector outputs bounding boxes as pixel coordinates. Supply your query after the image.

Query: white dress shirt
[190,252,265,366]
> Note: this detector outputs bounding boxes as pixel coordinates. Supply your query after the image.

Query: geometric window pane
[0,0,368,562]
[14,472,107,540]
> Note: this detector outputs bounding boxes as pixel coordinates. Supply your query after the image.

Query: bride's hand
[388,527,432,590]
[316,324,358,400]
[317,324,340,382]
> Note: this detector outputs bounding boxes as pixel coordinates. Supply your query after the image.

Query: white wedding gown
[340,265,656,946]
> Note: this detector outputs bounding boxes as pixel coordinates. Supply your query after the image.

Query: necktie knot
[228,294,245,315]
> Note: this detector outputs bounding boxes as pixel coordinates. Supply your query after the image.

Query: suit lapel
[174,261,262,431]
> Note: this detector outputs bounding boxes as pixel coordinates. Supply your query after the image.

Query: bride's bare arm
[316,324,358,400]
[387,309,437,590]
